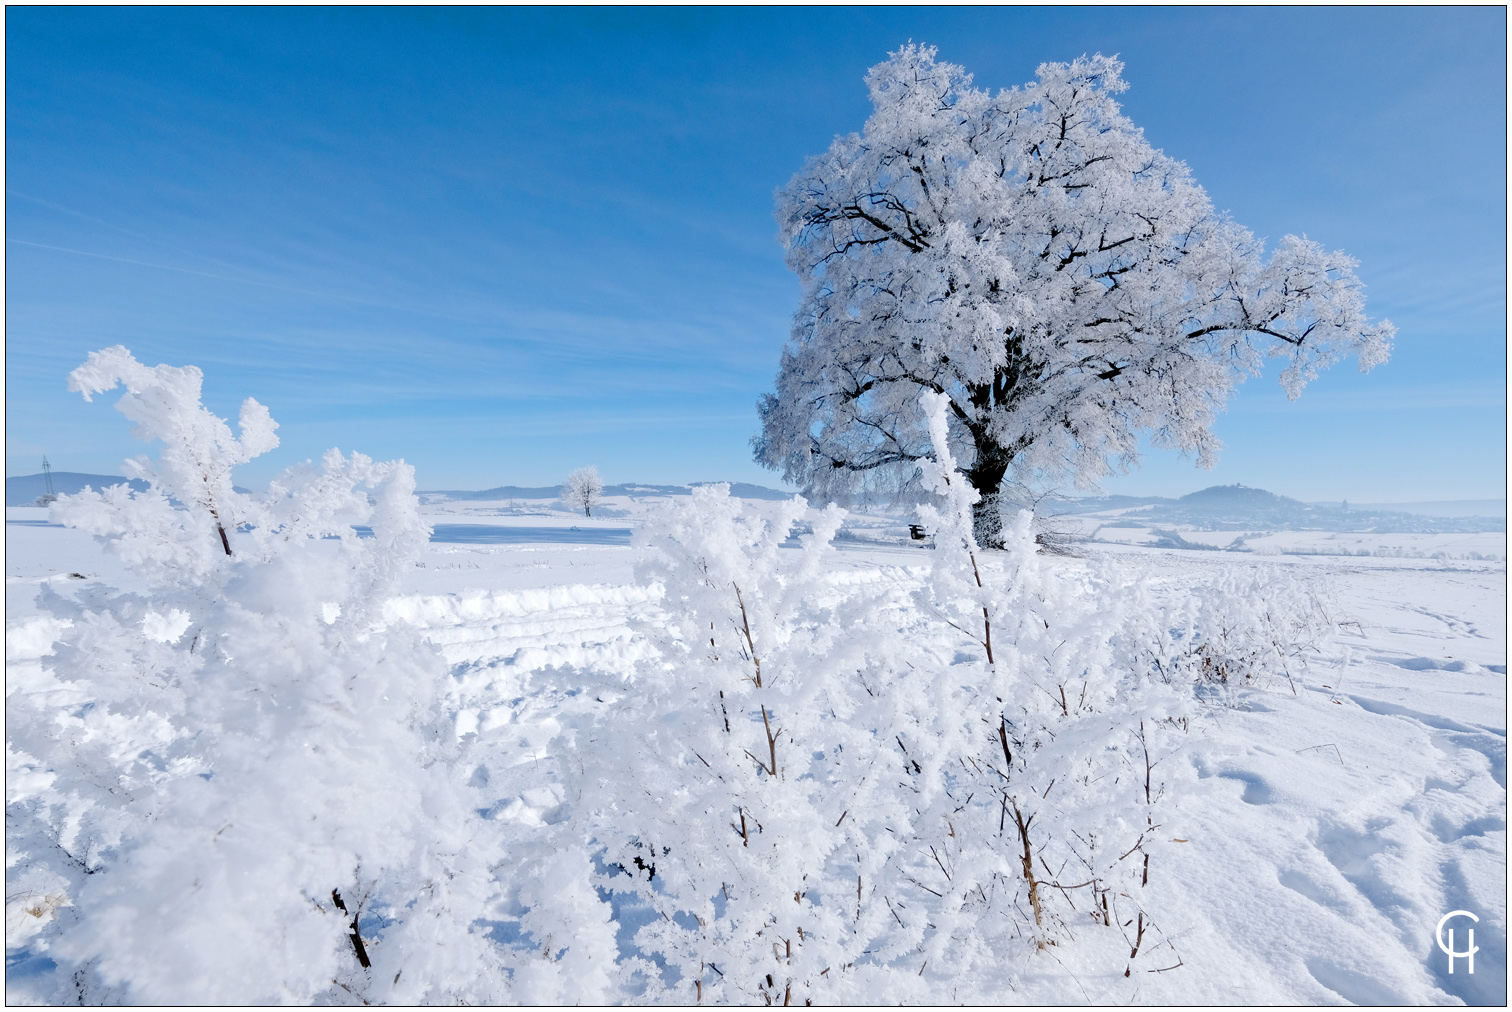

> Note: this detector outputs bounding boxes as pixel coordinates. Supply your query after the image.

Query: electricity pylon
[37,456,57,506]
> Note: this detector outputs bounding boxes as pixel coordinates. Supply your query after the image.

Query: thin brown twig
[968,551,994,664]
[1010,800,1043,927]
[733,582,762,687]
[761,704,781,778]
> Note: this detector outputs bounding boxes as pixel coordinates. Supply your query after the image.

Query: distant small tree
[563,465,604,517]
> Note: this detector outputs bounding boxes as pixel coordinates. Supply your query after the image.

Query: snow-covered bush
[576,486,940,1002]
[7,352,1345,1004]
[857,391,1194,992]
[1132,565,1340,698]
[6,348,506,1004]
[563,465,605,517]
[578,402,1196,1001]
[1195,568,1337,694]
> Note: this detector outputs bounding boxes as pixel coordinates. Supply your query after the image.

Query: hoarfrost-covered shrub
[578,486,936,1003]
[582,402,1198,1002]
[6,348,507,1004]
[1171,567,1339,695]
[900,392,1193,984]
[1113,558,1341,700]
[6,350,1331,1004]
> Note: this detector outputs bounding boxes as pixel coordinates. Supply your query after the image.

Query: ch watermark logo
[1436,910,1479,974]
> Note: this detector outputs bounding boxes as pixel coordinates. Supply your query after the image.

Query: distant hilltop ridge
[1063,483,1504,516]
[417,480,1502,532]
[1179,483,1294,508]
[1056,484,1504,534]
[3,473,800,507]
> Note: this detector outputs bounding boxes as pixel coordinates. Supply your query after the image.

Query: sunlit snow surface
[7,495,1506,1005]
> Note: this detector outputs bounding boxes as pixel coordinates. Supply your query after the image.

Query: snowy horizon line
[4,469,1506,516]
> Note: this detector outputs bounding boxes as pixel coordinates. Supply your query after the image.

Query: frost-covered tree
[7,348,508,1004]
[66,345,279,568]
[755,46,1394,535]
[563,465,604,517]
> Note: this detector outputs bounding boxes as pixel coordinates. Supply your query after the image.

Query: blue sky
[6,7,1506,501]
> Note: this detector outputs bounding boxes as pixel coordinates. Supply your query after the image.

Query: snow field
[393,482,1502,1004]
[1087,524,1506,561]
[375,526,1508,1004]
[7,493,1507,1004]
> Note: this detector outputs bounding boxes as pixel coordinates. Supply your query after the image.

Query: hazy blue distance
[6,8,1506,501]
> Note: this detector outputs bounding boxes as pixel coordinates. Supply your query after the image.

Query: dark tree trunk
[963,439,1013,549]
[970,496,1002,548]
[955,342,1040,548]
[961,431,1069,555]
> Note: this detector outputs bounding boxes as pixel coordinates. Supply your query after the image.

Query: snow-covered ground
[7,493,1506,1004]
[1044,484,1505,561]
[1086,524,1506,561]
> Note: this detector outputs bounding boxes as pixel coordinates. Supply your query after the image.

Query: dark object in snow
[331,889,372,969]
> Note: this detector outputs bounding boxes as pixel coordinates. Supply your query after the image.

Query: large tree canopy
[754,46,1394,515]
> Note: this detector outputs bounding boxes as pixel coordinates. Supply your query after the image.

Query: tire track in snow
[386,583,659,687]
[385,584,662,827]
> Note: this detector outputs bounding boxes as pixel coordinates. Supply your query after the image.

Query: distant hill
[1178,484,1298,509]
[6,472,149,506]
[691,482,798,502]
[413,480,1502,532]
[16,472,1494,535]
[7,472,258,507]
[1055,484,1504,534]
[418,485,562,501]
